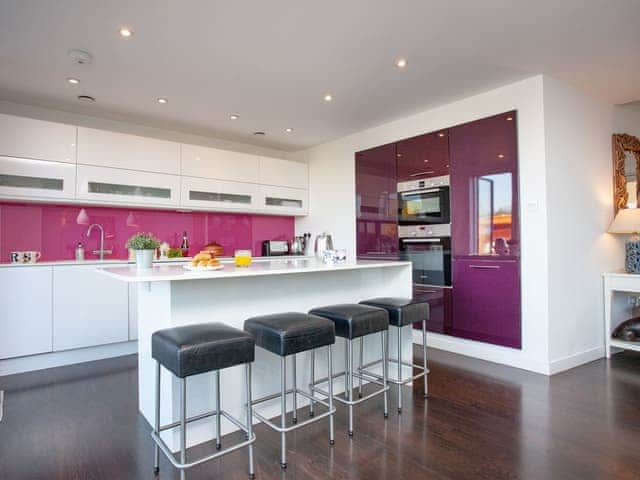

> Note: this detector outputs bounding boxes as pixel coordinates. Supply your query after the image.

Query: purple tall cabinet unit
[449,111,521,348]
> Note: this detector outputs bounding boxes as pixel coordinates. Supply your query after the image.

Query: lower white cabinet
[52,265,129,351]
[128,283,138,341]
[260,185,308,215]
[0,156,76,201]
[0,267,53,359]
[180,176,260,211]
[76,164,181,207]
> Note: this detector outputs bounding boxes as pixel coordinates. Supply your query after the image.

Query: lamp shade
[608,208,640,234]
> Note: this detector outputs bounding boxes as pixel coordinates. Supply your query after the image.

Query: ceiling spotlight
[253,131,266,136]
[323,93,333,102]
[67,77,80,85]
[498,154,505,159]
[395,58,408,69]
[285,128,293,133]
[119,27,134,38]
[77,95,96,102]
[157,97,168,104]
[230,114,239,120]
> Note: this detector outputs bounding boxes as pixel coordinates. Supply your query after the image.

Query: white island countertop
[99,258,411,283]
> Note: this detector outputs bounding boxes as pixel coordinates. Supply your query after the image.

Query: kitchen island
[100,258,412,450]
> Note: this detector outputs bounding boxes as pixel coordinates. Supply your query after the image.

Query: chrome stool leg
[422,319,428,397]
[327,345,335,445]
[382,331,389,418]
[397,327,403,413]
[280,356,287,468]
[309,350,316,417]
[358,337,364,398]
[347,339,354,436]
[154,361,161,474]
[292,354,298,424]
[180,378,187,480]
[245,363,255,480]
[215,370,222,450]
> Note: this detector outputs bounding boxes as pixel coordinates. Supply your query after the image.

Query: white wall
[614,102,640,138]
[542,76,619,373]
[296,76,553,373]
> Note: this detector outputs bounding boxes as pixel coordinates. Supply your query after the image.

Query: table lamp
[608,208,640,273]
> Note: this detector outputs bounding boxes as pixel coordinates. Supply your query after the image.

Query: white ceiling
[1,0,639,152]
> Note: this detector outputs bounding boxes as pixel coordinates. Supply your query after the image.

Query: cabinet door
[0,267,53,359]
[412,285,452,334]
[181,144,260,183]
[53,265,129,351]
[0,113,76,163]
[77,127,180,174]
[259,185,308,215]
[396,131,449,181]
[355,144,398,258]
[128,283,137,341]
[451,259,521,348]
[449,111,519,257]
[259,157,308,189]
[0,156,76,200]
[181,176,260,211]
[77,164,181,207]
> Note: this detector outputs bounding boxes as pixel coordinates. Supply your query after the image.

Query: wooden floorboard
[1,347,640,479]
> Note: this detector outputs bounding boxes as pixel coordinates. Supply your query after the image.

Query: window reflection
[473,173,513,255]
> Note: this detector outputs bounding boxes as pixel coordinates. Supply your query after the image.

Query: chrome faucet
[86,223,112,260]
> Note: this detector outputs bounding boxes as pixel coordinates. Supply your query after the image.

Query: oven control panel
[399,224,451,238]
[398,174,449,193]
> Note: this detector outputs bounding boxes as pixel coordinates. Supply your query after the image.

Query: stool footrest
[358,358,428,385]
[152,409,255,470]
[310,371,389,406]
[252,388,335,433]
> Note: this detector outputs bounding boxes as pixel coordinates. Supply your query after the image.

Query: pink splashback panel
[0,202,294,262]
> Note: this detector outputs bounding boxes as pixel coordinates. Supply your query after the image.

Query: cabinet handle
[365,251,389,254]
[469,265,500,270]
[401,238,441,243]
[409,171,435,177]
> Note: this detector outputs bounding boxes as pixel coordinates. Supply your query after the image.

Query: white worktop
[99,258,411,283]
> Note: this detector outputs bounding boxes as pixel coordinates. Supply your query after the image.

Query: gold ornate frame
[613,133,640,214]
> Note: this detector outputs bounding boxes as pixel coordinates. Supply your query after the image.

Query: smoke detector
[68,49,93,65]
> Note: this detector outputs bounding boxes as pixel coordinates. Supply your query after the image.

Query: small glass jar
[234,249,252,267]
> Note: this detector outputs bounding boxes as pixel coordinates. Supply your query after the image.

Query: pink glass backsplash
[0,202,294,262]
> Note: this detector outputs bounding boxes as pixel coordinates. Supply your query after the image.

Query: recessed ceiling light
[77,95,96,103]
[157,97,168,104]
[498,154,505,159]
[66,77,80,85]
[285,128,293,133]
[253,131,266,136]
[230,114,239,120]
[119,27,133,38]
[395,58,408,69]
[323,93,333,102]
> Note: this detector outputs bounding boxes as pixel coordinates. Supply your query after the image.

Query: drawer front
[76,164,180,207]
[181,176,260,211]
[0,156,76,200]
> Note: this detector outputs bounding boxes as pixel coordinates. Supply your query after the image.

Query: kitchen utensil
[303,233,313,256]
[315,232,334,260]
[291,236,304,255]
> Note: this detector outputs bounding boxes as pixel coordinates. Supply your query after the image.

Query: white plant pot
[134,249,155,269]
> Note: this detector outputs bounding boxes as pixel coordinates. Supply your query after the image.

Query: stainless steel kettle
[314,232,334,260]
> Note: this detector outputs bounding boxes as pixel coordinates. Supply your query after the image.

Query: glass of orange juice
[234,249,252,267]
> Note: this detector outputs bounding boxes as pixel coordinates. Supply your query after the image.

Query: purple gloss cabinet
[396,130,450,181]
[355,143,399,259]
[449,111,521,348]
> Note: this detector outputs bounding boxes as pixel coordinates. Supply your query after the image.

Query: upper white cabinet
[77,164,181,207]
[181,144,260,183]
[0,267,53,360]
[52,265,129,351]
[259,157,308,190]
[181,176,260,211]
[0,156,76,200]
[0,113,76,163]
[260,185,308,215]
[77,127,180,175]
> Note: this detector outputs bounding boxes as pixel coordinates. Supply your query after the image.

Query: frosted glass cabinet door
[181,176,260,211]
[53,265,129,351]
[0,267,53,359]
[0,156,76,200]
[259,185,308,215]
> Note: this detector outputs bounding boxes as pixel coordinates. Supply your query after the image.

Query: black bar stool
[360,298,429,412]
[244,312,336,469]
[151,323,256,479]
[308,304,389,436]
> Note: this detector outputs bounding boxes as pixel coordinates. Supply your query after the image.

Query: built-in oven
[398,224,451,287]
[397,175,450,225]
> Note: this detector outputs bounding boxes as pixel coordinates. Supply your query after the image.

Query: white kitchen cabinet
[0,267,53,359]
[260,185,308,215]
[181,144,260,183]
[76,164,181,207]
[0,156,76,201]
[128,283,138,341]
[0,113,76,164]
[77,127,180,174]
[259,156,308,189]
[52,265,129,351]
[181,176,260,211]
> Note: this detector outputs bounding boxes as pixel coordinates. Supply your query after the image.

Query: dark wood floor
[2,347,640,480]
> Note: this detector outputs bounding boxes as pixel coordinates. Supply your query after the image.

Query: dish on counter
[183,264,224,271]
[185,251,223,271]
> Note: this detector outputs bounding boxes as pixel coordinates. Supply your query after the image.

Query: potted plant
[126,232,161,269]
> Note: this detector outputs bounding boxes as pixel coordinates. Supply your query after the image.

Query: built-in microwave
[398,224,451,287]
[397,175,450,225]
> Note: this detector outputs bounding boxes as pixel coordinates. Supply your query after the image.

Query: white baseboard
[548,346,604,375]
[0,341,137,376]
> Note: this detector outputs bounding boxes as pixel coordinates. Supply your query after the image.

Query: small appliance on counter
[262,240,289,256]
[315,232,334,260]
[291,236,305,255]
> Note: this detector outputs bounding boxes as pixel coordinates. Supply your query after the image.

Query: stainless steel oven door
[399,236,452,287]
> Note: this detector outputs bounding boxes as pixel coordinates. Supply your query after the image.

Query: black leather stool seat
[360,297,429,327]
[152,323,255,378]
[244,312,335,356]
[309,304,389,339]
